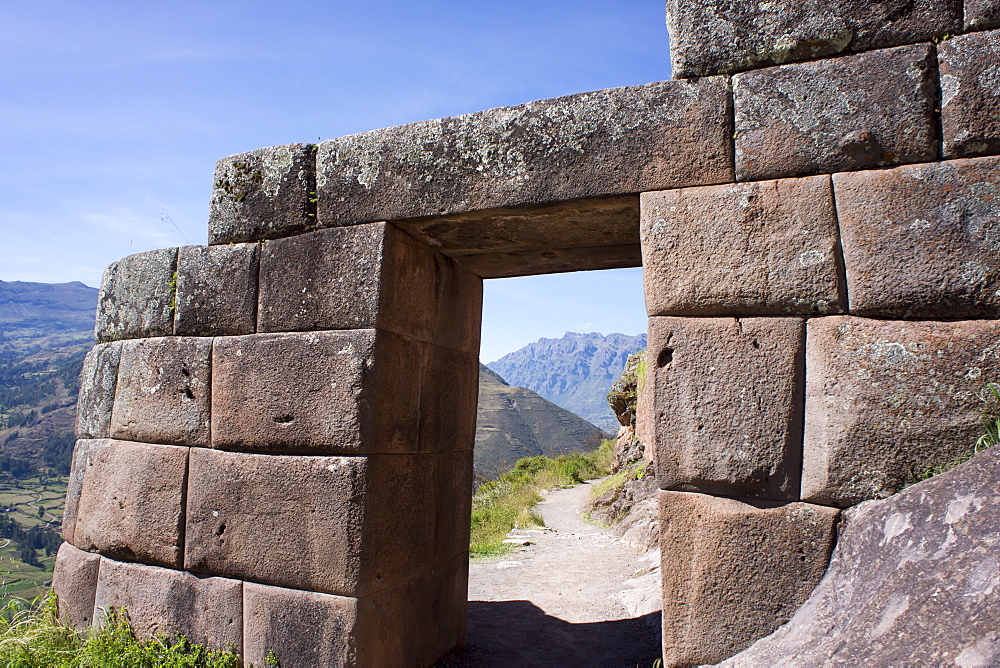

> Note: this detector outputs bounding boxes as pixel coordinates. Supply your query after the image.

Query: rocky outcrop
[719,446,1000,666]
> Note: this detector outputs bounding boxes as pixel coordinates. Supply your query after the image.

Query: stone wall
[51,3,1000,666]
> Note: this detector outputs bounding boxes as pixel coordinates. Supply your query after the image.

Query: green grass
[0,476,69,603]
[469,440,615,558]
[0,594,257,667]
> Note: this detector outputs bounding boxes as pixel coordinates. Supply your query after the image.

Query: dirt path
[438,479,662,667]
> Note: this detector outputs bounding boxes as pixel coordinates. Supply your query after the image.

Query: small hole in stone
[181,368,191,377]
[751,339,761,349]
[273,415,294,424]
[182,387,195,400]
[657,348,674,367]
[216,523,227,537]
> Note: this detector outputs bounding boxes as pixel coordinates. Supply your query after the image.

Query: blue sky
[0,0,669,362]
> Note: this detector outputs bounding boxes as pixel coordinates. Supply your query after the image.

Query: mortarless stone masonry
[53,3,1000,665]
[733,44,940,181]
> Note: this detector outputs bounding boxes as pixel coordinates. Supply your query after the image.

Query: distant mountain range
[488,331,647,433]
[0,280,98,473]
[474,364,607,478]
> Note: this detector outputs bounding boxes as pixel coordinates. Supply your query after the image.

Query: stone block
[316,78,733,226]
[52,543,100,629]
[94,557,242,652]
[648,317,805,500]
[110,336,212,447]
[455,243,642,279]
[243,556,466,668]
[420,345,479,455]
[174,243,259,336]
[641,175,845,316]
[939,30,1000,158]
[257,222,482,355]
[733,44,939,181]
[208,143,316,245]
[184,449,437,597]
[721,446,1000,666]
[803,316,1000,507]
[75,341,121,439]
[432,451,474,564]
[61,440,91,545]
[94,248,177,342]
[966,0,1000,29]
[211,330,420,454]
[67,439,188,568]
[659,491,839,666]
[834,157,1000,318]
[667,0,961,77]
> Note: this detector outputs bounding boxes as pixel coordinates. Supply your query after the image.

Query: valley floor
[438,479,662,667]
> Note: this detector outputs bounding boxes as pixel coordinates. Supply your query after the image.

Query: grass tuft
[470,440,615,558]
[0,593,254,667]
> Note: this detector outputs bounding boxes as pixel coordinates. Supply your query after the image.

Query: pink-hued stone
[641,175,844,316]
[803,316,1000,506]
[67,439,188,568]
[110,336,212,447]
[834,157,1000,318]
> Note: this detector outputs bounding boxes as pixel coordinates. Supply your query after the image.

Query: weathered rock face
[641,175,845,316]
[835,156,1000,318]
[52,543,100,628]
[316,78,734,227]
[64,439,188,568]
[966,0,1000,29]
[666,0,961,77]
[208,143,316,245]
[649,317,805,500]
[939,30,1000,159]
[94,557,243,653]
[659,491,840,666]
[720,447,1000,667]
[803,316,1000,507]
[110,336,212,447]
[257,222,482,355]
[94,248,177,343]
[733,44,940,181]
[174,243,259,336]
[75,341,121,439]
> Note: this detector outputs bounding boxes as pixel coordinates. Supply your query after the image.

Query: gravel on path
[437,478,662,667]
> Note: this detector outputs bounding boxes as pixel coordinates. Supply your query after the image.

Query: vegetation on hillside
[469,439,615,558]
[0,594,251,667]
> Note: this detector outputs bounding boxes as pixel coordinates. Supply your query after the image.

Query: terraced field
[0,476,67,601]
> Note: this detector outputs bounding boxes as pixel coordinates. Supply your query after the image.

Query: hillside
[0,281,97,473]
[475,365,608,478]
[487,331,646,432]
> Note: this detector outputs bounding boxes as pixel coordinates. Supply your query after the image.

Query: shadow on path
[436,600,662,667]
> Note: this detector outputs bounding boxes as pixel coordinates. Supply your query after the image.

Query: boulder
[174,243,259,336]
[94,248,177,342]
[315,79,734,226]
[649,317,805,501]
[75,341,121,439]
[660,491,840,666]
[719,446,1000,666]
